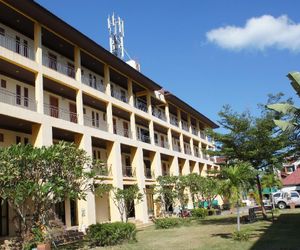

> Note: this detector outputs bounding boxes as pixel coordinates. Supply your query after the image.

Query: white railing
[200,131,206,140]
[84,115,108,131]
[123,166,135,177]
[138,134,151,143]
[114,127,132,138]
[0,34,34,60]
[0,88,36,111]
[135,98,148,112]
[152,106,166,121]
[82,75,105,92]
[111,89,128,103]
[42,54,75,78]
[173,143,181,152]
[44,103,78,123]
[182,121,189,131]
[170,115,179,126]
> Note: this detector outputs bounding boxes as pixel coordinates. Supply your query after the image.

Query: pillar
[167,128,173,151]
[131,147,148,223]
[104,64,111,96]
[75,134,96,231]
[151,151,162,217]
[179,133,184,153]
[130,112,137,140]
[106,102,113,134]
[165,103,170,124]
[187,114,192,134]
[190,138,194,156]
[147,93,152,116]
[177,109,182,129]
[170,156,179,176]
[149,120,155,145]
[76,89,84,125]
[128,79,134,106]
[32,123,52,147]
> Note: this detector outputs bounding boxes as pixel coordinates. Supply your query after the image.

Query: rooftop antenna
[107,13,124,60]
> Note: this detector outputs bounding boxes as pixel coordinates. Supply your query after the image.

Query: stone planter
[37,243,51,250]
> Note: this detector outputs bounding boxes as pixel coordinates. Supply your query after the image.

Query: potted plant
[32,227,51,250]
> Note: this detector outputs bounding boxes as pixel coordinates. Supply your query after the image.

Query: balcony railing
[192,126,198,136]
[114,127,132,138]
[200,131,206,140]
[82,75,105,92]
[184,146,192,155]
[84,115,108,131]
[194,149,200,158]
[152,107,166,121]
[111,89,128,103]
[135,98,148,112]
[44,104,78,123]
[123,166,135,177]
[93,162,112,177]
[145,168,153,179]
[155,140,169,149]
[138,134,151,144]
[170,115,179,127]
[0,34,34,60]
[173,143,181,152]
[42,54,75,78]
[0,88,36,111]
[182,121,189,131]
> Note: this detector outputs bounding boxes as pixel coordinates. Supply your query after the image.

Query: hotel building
[0,0,218,236]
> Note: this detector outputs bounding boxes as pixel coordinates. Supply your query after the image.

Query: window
[121,89,126,102]
[0,27,4,36]
[93,150,96,160]
[93,76,97,89]
[16,36,20,54]
[95,113,99,127]
[24,87,28,107]
[23,40,28,57]
[92,111,95,126]
[48,53,57,70]
[0,133,3,142]
[67,63,75,78]
[154,133,158,144]
[123,122,129,137]
[1,79,6,88]
[16,85,21,105]
[273,193,281,198]
[113,118,117,134]
[291,193,299,198]
[24,137,29,145]
[16,136,21,144]
[89,74,93,87]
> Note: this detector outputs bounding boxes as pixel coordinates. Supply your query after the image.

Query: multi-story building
[0,0,219,236]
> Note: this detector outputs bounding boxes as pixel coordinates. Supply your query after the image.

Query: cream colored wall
[95,194,110,223]
[0,128,32,147]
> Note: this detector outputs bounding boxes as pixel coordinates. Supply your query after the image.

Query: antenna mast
[107,13,124,60]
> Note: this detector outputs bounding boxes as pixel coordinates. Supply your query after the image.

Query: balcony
[170,115,179,127]
[93,162,112,177]
[182,121,189,131]
[135,98,148,112]
[145,168,153,179]
[0,33,34,60]
[44,104,78,123]
[82,75,105,92]
[42,54,75,78]
[173,144,181,152]
[200,131,206,140]
[194,149,200,158]
[192,126,198,136]
[123,166,135,177]
[0,88,36,111]
[84,115,108,131]
[184,146,192,155]
[152,107,166,121]
[155,140,169,149]
[114,127,131,138]
[111,89,128,103]
[138,134,151,144]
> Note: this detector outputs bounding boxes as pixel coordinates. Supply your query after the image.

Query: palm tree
[218,162,256,231]
[261,173,282,210]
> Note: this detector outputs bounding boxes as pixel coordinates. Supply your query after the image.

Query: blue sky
[36,0,300,126]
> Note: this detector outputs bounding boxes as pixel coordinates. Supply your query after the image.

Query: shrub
[232,230,249,241]
[208,209,216,216]
[86,222,136,246]
[154,217,192,229]
[191,208,208,219]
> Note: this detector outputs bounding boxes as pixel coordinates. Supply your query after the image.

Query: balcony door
[49,96,59,118]
[69,103,77,123]
[0,199,8,236]
[123,121,129,137]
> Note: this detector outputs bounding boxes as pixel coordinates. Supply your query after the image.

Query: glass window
[1,79,6,88]
[291,193,299,198]
[273,193,281,198]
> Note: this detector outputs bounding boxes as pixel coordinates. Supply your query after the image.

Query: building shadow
[250,211,300,250]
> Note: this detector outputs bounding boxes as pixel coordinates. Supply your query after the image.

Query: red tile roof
[282,168,300,186]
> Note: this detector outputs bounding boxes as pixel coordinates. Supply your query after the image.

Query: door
[69,103,77,123]
[0,199,9,236]
[49,96,59,118]
[113,118,117,134]
[16,85,21,105]
[55,201,66,225]
[123,122,129,137]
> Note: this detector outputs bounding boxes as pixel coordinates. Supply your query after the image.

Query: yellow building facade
[0,0,219,236]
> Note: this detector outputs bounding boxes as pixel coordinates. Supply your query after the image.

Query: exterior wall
[0,1,219,233]
[0,128,32,147]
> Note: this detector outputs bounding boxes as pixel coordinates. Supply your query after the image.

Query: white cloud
[206,15,300,52]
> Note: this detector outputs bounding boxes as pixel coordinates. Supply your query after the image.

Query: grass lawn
[96,209,300,250]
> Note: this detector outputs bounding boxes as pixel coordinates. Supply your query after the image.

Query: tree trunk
[236,202,240,232]
[256,174,267,219]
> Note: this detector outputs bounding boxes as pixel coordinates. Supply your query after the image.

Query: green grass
[94,209,300,250]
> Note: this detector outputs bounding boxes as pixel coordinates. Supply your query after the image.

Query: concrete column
[34,23,44,114]
[75,134,96,231]
[147,93,152,116]
[130,112,137,140]
[165,103,170,124]
[131,147,148,223]
[104,64,111,96]
[170,156,179,176]
[64,198,71,228]
[196,121,201,138]
[179,133,184,153]
[177,109,182,129]
[151,151,162,217]
[182,159,190,175]
[32,123,52,147]
[74,47,81,82]
[149,120,155,145]
[193,162,200,174]
[187,114,192,134]
[76,89,84,125]
[106,102,113,134]
[128,79,134,107]
[167,128,173,151]
[190,138,194,156]
[107,141,124,222]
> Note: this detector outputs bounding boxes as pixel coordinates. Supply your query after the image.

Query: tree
[261,173,282,210]
[217,162,256,231]
[268,71,300,155]
[207,97,290,218]
[111,185,143,222]
[0,142,92,245]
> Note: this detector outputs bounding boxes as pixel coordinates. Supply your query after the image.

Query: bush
[208,209,216,216]
[86,222,136,246]
[153,217,192,229]
[232,230,250,241]
[191,208,208,219]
